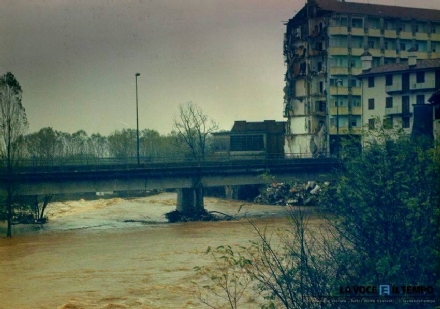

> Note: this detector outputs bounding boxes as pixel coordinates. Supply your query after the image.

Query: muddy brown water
[0,193,296,309]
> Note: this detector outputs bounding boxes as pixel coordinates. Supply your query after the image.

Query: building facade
[358,53,440,136]
[283,0,440,156]
[211,120,285,159]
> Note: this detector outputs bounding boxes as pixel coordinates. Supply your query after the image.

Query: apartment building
[358,52,440,136]
[283,0,440,156]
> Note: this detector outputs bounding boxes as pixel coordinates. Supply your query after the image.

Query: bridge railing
[0,152,334,173]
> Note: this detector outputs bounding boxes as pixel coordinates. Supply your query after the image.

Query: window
[402,96,410,113]
[230,135,264,151]
[352,99,361,107]
[402,117,410,128]
[350,117,358,127]
[368,98,375,110]
[368,118,375,130]
[417,94,425,104]
[319,81,324,93]
[330,78,344,87]
[385,20,395,30]
[386,97,393,108]
[316,101,326,112]
[386,74,393,86]
[318,62,322,72]
[400,43,406,51]
[412,25,419,33]
[368,40,375,49]
[352,18,363,28]
[433,44,437,53]
[383,117,393,129]
[368,76,375,88]
[416,72,425,83]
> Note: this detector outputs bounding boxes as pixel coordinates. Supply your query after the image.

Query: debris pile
[254,181,329,206]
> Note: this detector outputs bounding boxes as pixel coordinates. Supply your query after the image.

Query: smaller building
[358,52,440,135]
[211,120,285,159]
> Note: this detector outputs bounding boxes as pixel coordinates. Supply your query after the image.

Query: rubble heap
[254,181,329,206]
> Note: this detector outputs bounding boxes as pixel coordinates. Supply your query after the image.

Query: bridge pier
[176,187,204,214]
[225,185,239,200]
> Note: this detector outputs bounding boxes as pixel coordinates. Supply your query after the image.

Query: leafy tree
[108,128,137,160]
[321,131,439,302]
[196,130,439,308]
[88,133,109,159]
[0,72,28,237]
[24,127,63,164]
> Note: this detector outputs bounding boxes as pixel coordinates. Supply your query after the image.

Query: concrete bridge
[0,157,339,214]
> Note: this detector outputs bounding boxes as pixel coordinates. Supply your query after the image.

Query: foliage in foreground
[194,131,440,308]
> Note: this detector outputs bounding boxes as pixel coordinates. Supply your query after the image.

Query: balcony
[369,48,382,57]
[329,67,349,75]
[399,31,413,39]
[330,106,349,115]
[367,28,381,37]
[329,86,349,96]
[328,26,348,36]
[386,82,402,93]
[399,50,409,58]
[351,106,362,115]
[415,32,428,40]
[351,48,364,56]
[328,47,349,55]
[431,33,440,41]
[351,87,362,96]
[384,30,397,38]
[329,126,362,135]
[416,52,429,59]
[410,79,436,91]
[329,106,362,115]
[351,68,362,75]
[384,50,397,58]
[385,105,412,116]
[351,28,364,36]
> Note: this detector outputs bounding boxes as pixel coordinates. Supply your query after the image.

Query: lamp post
[135,73,140,165]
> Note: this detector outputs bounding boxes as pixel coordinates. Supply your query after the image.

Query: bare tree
[173,102,218,161]
[0,72,28,237]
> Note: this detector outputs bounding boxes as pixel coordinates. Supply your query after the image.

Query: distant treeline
[18,127,192,162]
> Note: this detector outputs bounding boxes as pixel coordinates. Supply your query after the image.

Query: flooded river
[0,193,292,309]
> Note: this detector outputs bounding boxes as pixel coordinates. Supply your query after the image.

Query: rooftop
[358,58,440,77]
[295,0,440,22]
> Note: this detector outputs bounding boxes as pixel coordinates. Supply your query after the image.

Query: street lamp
[135,73,141,165]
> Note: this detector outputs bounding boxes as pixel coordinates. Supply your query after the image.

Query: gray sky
[1,0,439,135]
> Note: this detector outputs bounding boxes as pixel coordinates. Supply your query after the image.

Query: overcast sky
[1,0,439,136]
